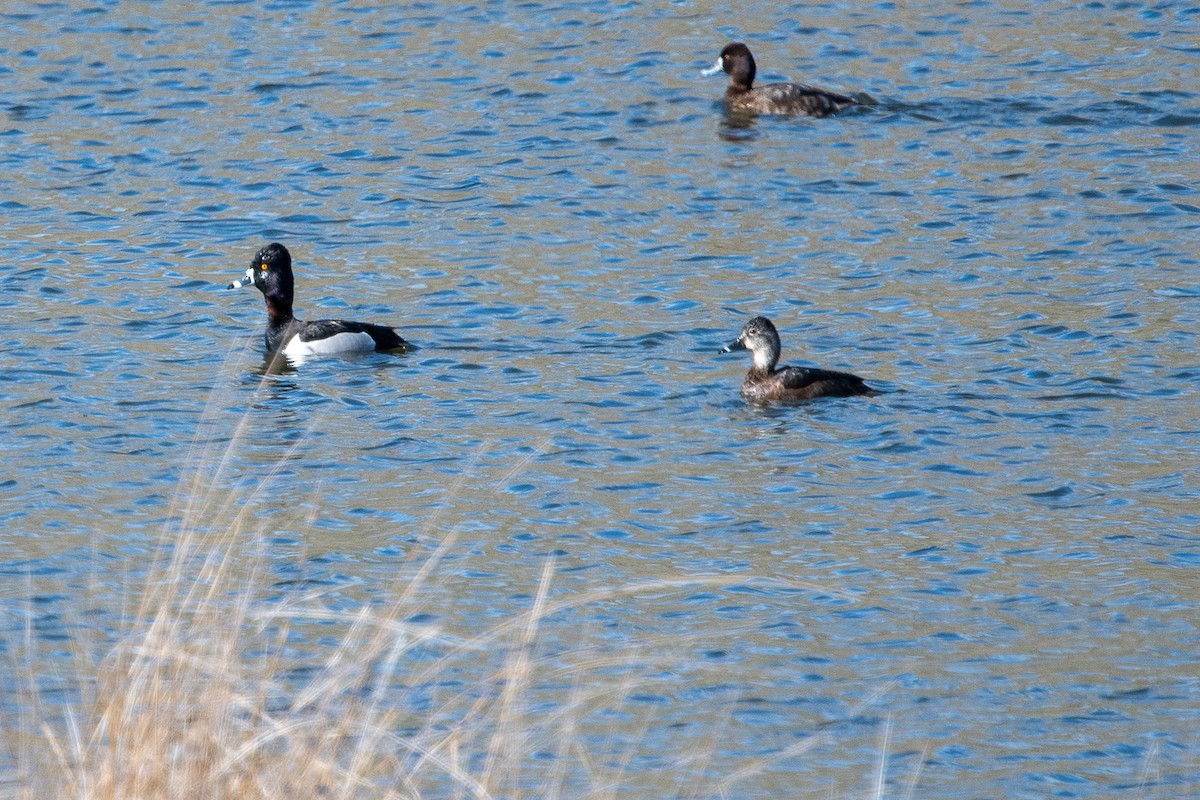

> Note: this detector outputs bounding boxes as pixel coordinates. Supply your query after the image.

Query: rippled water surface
[2,1,1199,797]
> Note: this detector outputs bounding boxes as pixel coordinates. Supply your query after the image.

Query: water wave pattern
[1,1,1198,797]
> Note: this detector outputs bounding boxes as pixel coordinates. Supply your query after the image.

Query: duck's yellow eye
[260,263,269,270]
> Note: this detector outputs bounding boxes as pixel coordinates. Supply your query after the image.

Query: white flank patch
[283,331,376,359]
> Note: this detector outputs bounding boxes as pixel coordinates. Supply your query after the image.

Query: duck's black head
[702,42,757,90]
[229,242,295,322]
[720,315,782,371]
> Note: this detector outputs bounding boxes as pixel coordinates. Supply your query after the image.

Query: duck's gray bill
[227,269,254,290]
[701,58,723,77]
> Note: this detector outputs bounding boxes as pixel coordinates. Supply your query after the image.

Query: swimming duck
[228,242,408,360]
[702,42,856,117]
[720,316,873,401]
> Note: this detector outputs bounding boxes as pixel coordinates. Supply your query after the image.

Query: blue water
[2,1,1198,797]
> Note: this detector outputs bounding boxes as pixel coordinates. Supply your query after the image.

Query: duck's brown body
[721,316,874,402]
[740,364,872,401]
[703,42,856,117]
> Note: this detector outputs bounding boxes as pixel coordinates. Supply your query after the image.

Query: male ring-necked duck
[702,42,856,117]
[228,242,409,359]
[720,316,873,401]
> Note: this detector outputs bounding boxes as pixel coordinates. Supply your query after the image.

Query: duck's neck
[751,348,777,372]
[264,294,294,327]
[746,365,772,383]
[731,62,755,92]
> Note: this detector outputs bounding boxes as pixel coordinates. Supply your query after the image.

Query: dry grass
[4,364,899,800]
